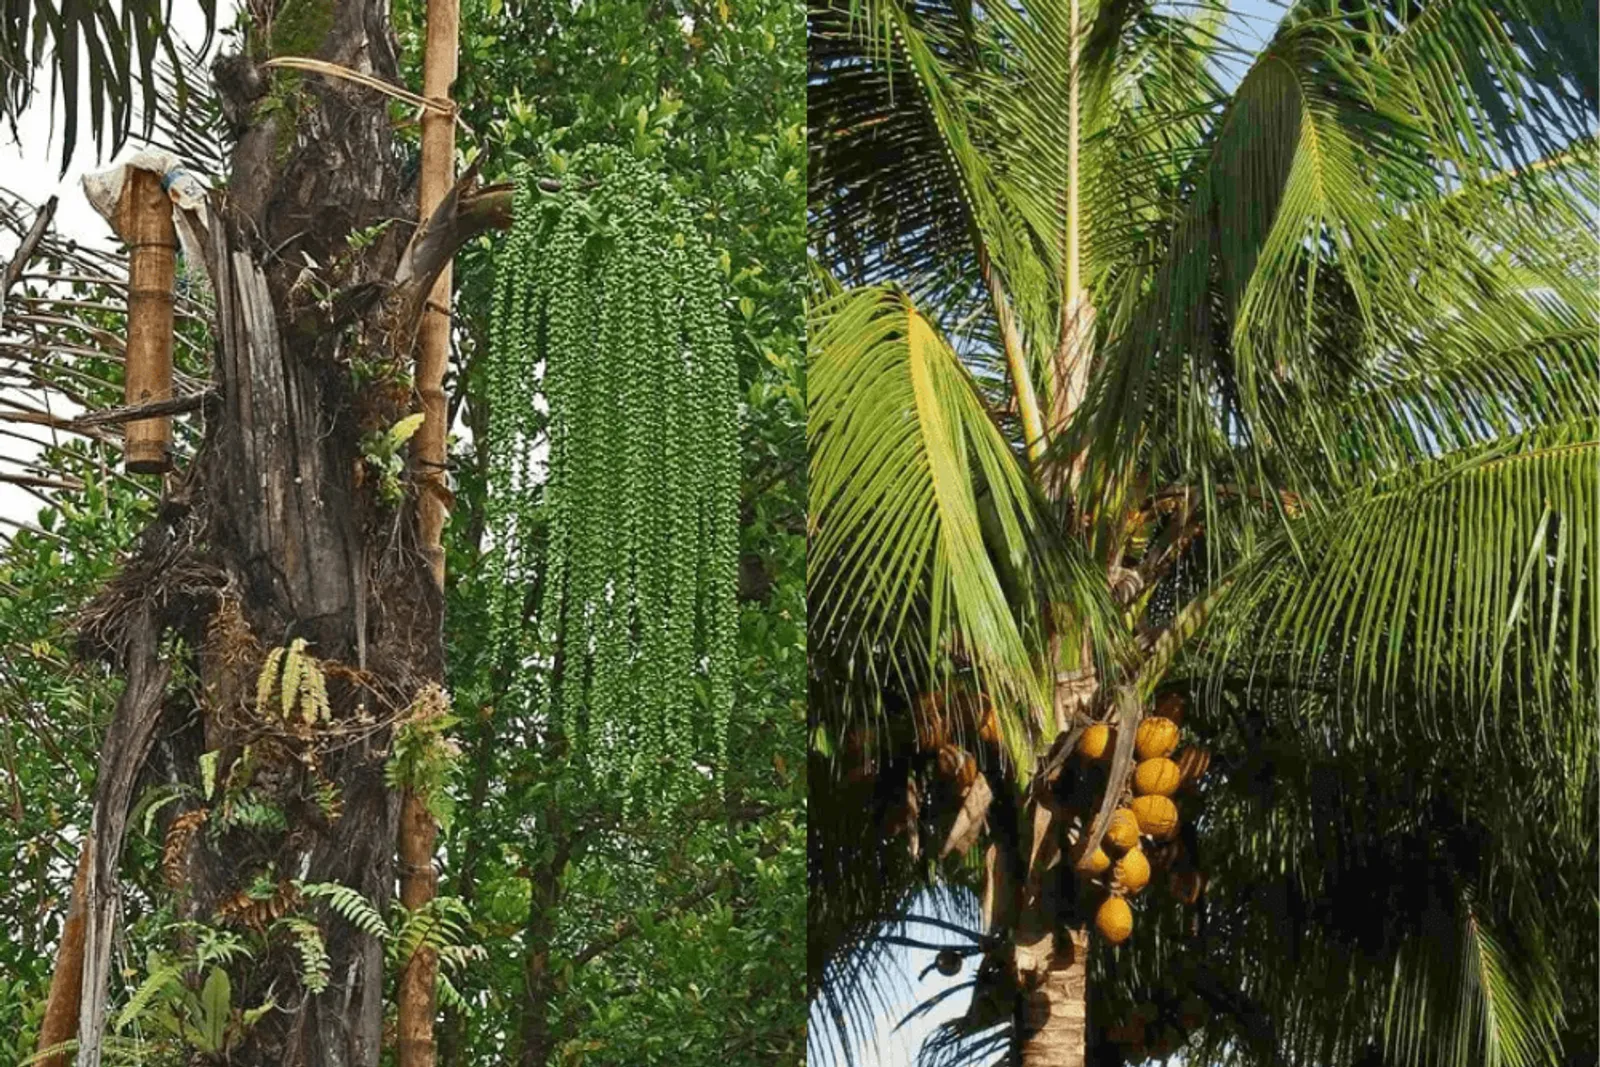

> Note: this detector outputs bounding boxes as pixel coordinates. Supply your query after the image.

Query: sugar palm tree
[807,0,1597,1063]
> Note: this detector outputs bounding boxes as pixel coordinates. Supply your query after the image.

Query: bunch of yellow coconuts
[1071,694,1207,945]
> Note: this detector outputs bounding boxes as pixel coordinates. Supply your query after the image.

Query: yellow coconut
[912,693,947,752]
[1112,847,1151,895]
[1133,757,1181,797]
[1131,794,1180,841]
[1076,723,1113,761]
[1175,746,1211,790]
[1069,831,1113,875]
[1095,894,1134,944]
[1134,716,1180,760]
[1081,845,1112,876]
[1105,808,1142,853]
[977,697,1001,745]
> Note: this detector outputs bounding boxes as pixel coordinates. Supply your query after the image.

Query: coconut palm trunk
[1011,0,1099,1057]
[1018,929,1091,1067]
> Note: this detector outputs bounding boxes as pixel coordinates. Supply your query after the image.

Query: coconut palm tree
[806,0,1597,1063]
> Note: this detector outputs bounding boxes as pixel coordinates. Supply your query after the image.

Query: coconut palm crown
[806,0,1597,1064]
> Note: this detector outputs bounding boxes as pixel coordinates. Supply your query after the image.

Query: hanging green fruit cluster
[486,149,740,805]
[1072,692,1208,945]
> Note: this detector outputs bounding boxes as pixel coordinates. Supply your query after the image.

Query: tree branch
[391,160,507,317]
[390,167,578,343]
[0,393,210,441]
[567,870,728,971]
[0,472,84,491]
[2,195,57,298]
[72,391,213,428]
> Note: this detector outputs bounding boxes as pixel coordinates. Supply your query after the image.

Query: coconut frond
[1295,288,1599,481]
[1148,677,1593,1067]
[1061,670,1593,1067]
[1369,0,1596,175]
[1199,421,1597,827]
[1065,1,1599,526]
[807,0,975,283]
[809,886,998,1067]
[808,0,1233,393]
[809,283,1125,759]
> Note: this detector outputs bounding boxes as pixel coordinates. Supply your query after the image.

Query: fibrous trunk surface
[1018,928,1090,1067]
[70,0,445,1062]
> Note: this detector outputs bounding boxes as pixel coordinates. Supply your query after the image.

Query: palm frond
[1067,3,1597,524]
[138,43,230,178]
[1300,289,1599,479]
[0,0,219,172]
[807,0,986,299]
[1201,421,1597,833]
[810,283,1123,755]
[1372,0,1597,174]
[1074,672,1594,1067]
[809,886,995,1067]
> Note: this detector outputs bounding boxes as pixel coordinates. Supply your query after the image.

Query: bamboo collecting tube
[114,168,177,474]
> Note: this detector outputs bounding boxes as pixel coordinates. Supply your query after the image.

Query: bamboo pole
[113,169,176,474]
[397,0,458,1060]
[415,0,458,590]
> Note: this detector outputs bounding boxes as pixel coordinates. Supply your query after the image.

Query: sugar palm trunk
[43,0,475,1059]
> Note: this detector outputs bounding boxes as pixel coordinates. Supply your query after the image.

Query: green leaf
[386,413,427,449]
[200,750,219,801]
[810,284,1124,763]
[196,967,230,1052]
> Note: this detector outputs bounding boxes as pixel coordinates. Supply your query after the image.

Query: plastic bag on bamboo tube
[82,148,213,298]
